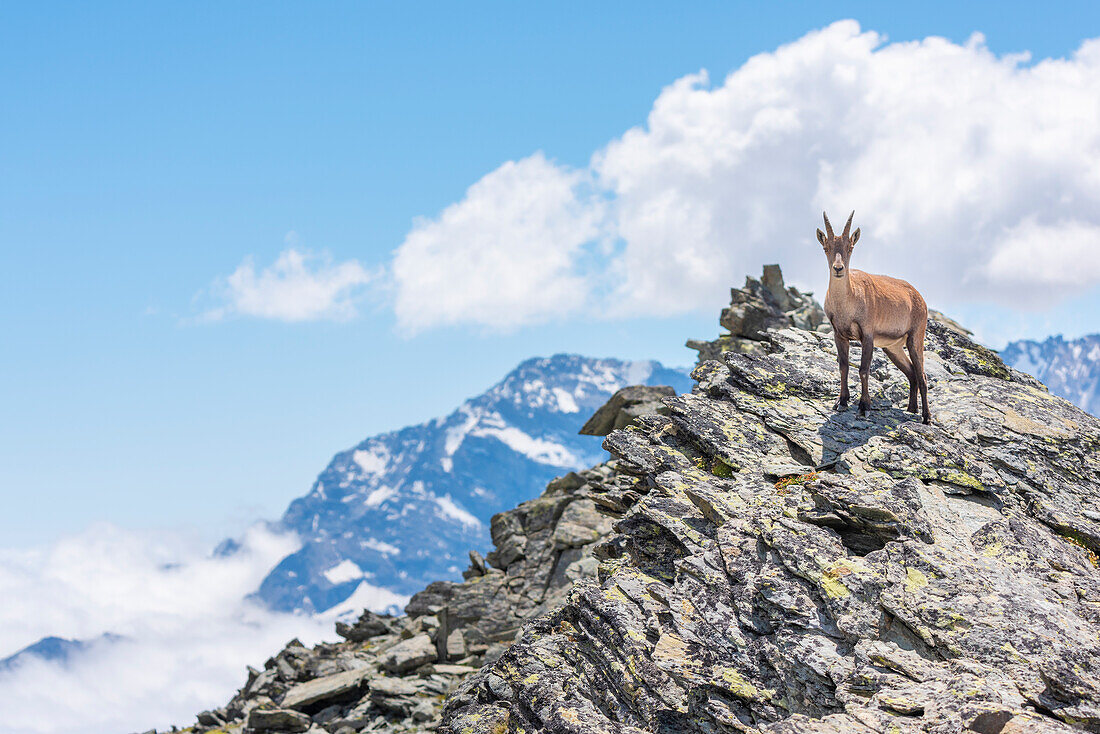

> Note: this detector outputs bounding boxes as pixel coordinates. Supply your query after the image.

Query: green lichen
[717,667,773,701]
[711,458,734,478]
[820,573,851,599]
[905,567,929,593]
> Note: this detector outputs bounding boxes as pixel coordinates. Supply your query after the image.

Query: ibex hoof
[858,401,870,416]
[833,399,848,411]
[923,414,932,425]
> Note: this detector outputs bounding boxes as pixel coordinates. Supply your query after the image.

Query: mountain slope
[1002,334,1100,416]
[256,354,691,613]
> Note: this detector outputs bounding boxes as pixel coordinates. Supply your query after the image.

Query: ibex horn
[822,211,834,239]
[843,210,855,239]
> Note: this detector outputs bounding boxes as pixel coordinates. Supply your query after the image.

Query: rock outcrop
[686,263,827,363]
[443,268,1100,733]
[175,266,1100,734]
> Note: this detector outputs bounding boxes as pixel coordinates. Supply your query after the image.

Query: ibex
[817,211,931,424]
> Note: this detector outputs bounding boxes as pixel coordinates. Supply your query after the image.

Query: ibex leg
[858,333,874,416]
[907,326,931,424]
[883,345,918,413]
[833,332,850,411]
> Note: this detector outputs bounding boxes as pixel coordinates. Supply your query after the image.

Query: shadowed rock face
[443,273,1100,733]
[173,267,1100,734]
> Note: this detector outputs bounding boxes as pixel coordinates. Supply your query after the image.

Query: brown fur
[816,211,931,423]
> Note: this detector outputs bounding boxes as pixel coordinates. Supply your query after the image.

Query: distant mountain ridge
[1002,333,1100,416]
[255,354,692,614]
[0,634,122,673]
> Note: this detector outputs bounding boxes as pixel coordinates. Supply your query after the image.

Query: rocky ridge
[443,268,1100,733]
[173,266,1100,734]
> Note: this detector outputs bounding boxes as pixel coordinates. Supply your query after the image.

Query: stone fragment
[334,610,393,641]
[445,628,466,659]
[280,668,368,711]
[579,385,675,436]
[247,707,312,732]
[379,633,437,673]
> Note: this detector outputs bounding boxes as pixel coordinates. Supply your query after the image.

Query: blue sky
[4,1,1100,547]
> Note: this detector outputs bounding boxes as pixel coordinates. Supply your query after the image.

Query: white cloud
[0,524,404,734]
[203,248,374,322]
[389,21,1100,328]
[392,152,605,332]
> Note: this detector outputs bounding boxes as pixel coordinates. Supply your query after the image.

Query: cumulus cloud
[203,248,374,322]
[0,524,406,734]
[392,153,605,332]
[391,21,1100,329]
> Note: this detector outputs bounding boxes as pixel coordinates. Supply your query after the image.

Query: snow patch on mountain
[322,560,364,585]
[352,447,389,475]
[433,495,480,529]
[470,420,578,465]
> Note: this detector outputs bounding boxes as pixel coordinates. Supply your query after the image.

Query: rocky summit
[173,266,1100,734]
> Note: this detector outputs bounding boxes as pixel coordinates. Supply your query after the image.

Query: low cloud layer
[202,22,1100,334]
[0,524,405,734]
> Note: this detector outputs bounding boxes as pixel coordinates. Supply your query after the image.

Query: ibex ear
[850,228,861,247]
[816,228,827,247]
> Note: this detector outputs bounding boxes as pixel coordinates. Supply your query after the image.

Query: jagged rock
[247,707,312,732]
[281,668,369,711]
[580,385,677,436]
[195,710,223,727]
[370,676,422,712]
[379,634,437,674]
[688,264,828,363]
[445,628,466,659]
[334,611,394,642]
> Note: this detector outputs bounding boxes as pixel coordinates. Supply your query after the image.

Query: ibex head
[817,210,861,279]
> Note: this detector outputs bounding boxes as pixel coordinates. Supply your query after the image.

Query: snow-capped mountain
[255,354,691,614]
[1001,334,1100,416]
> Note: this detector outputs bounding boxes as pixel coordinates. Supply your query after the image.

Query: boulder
[247,707,311,732]
[379,634,437,674]
[334,610,393,642]
[280,668,368,711]
[579,385,676,436]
